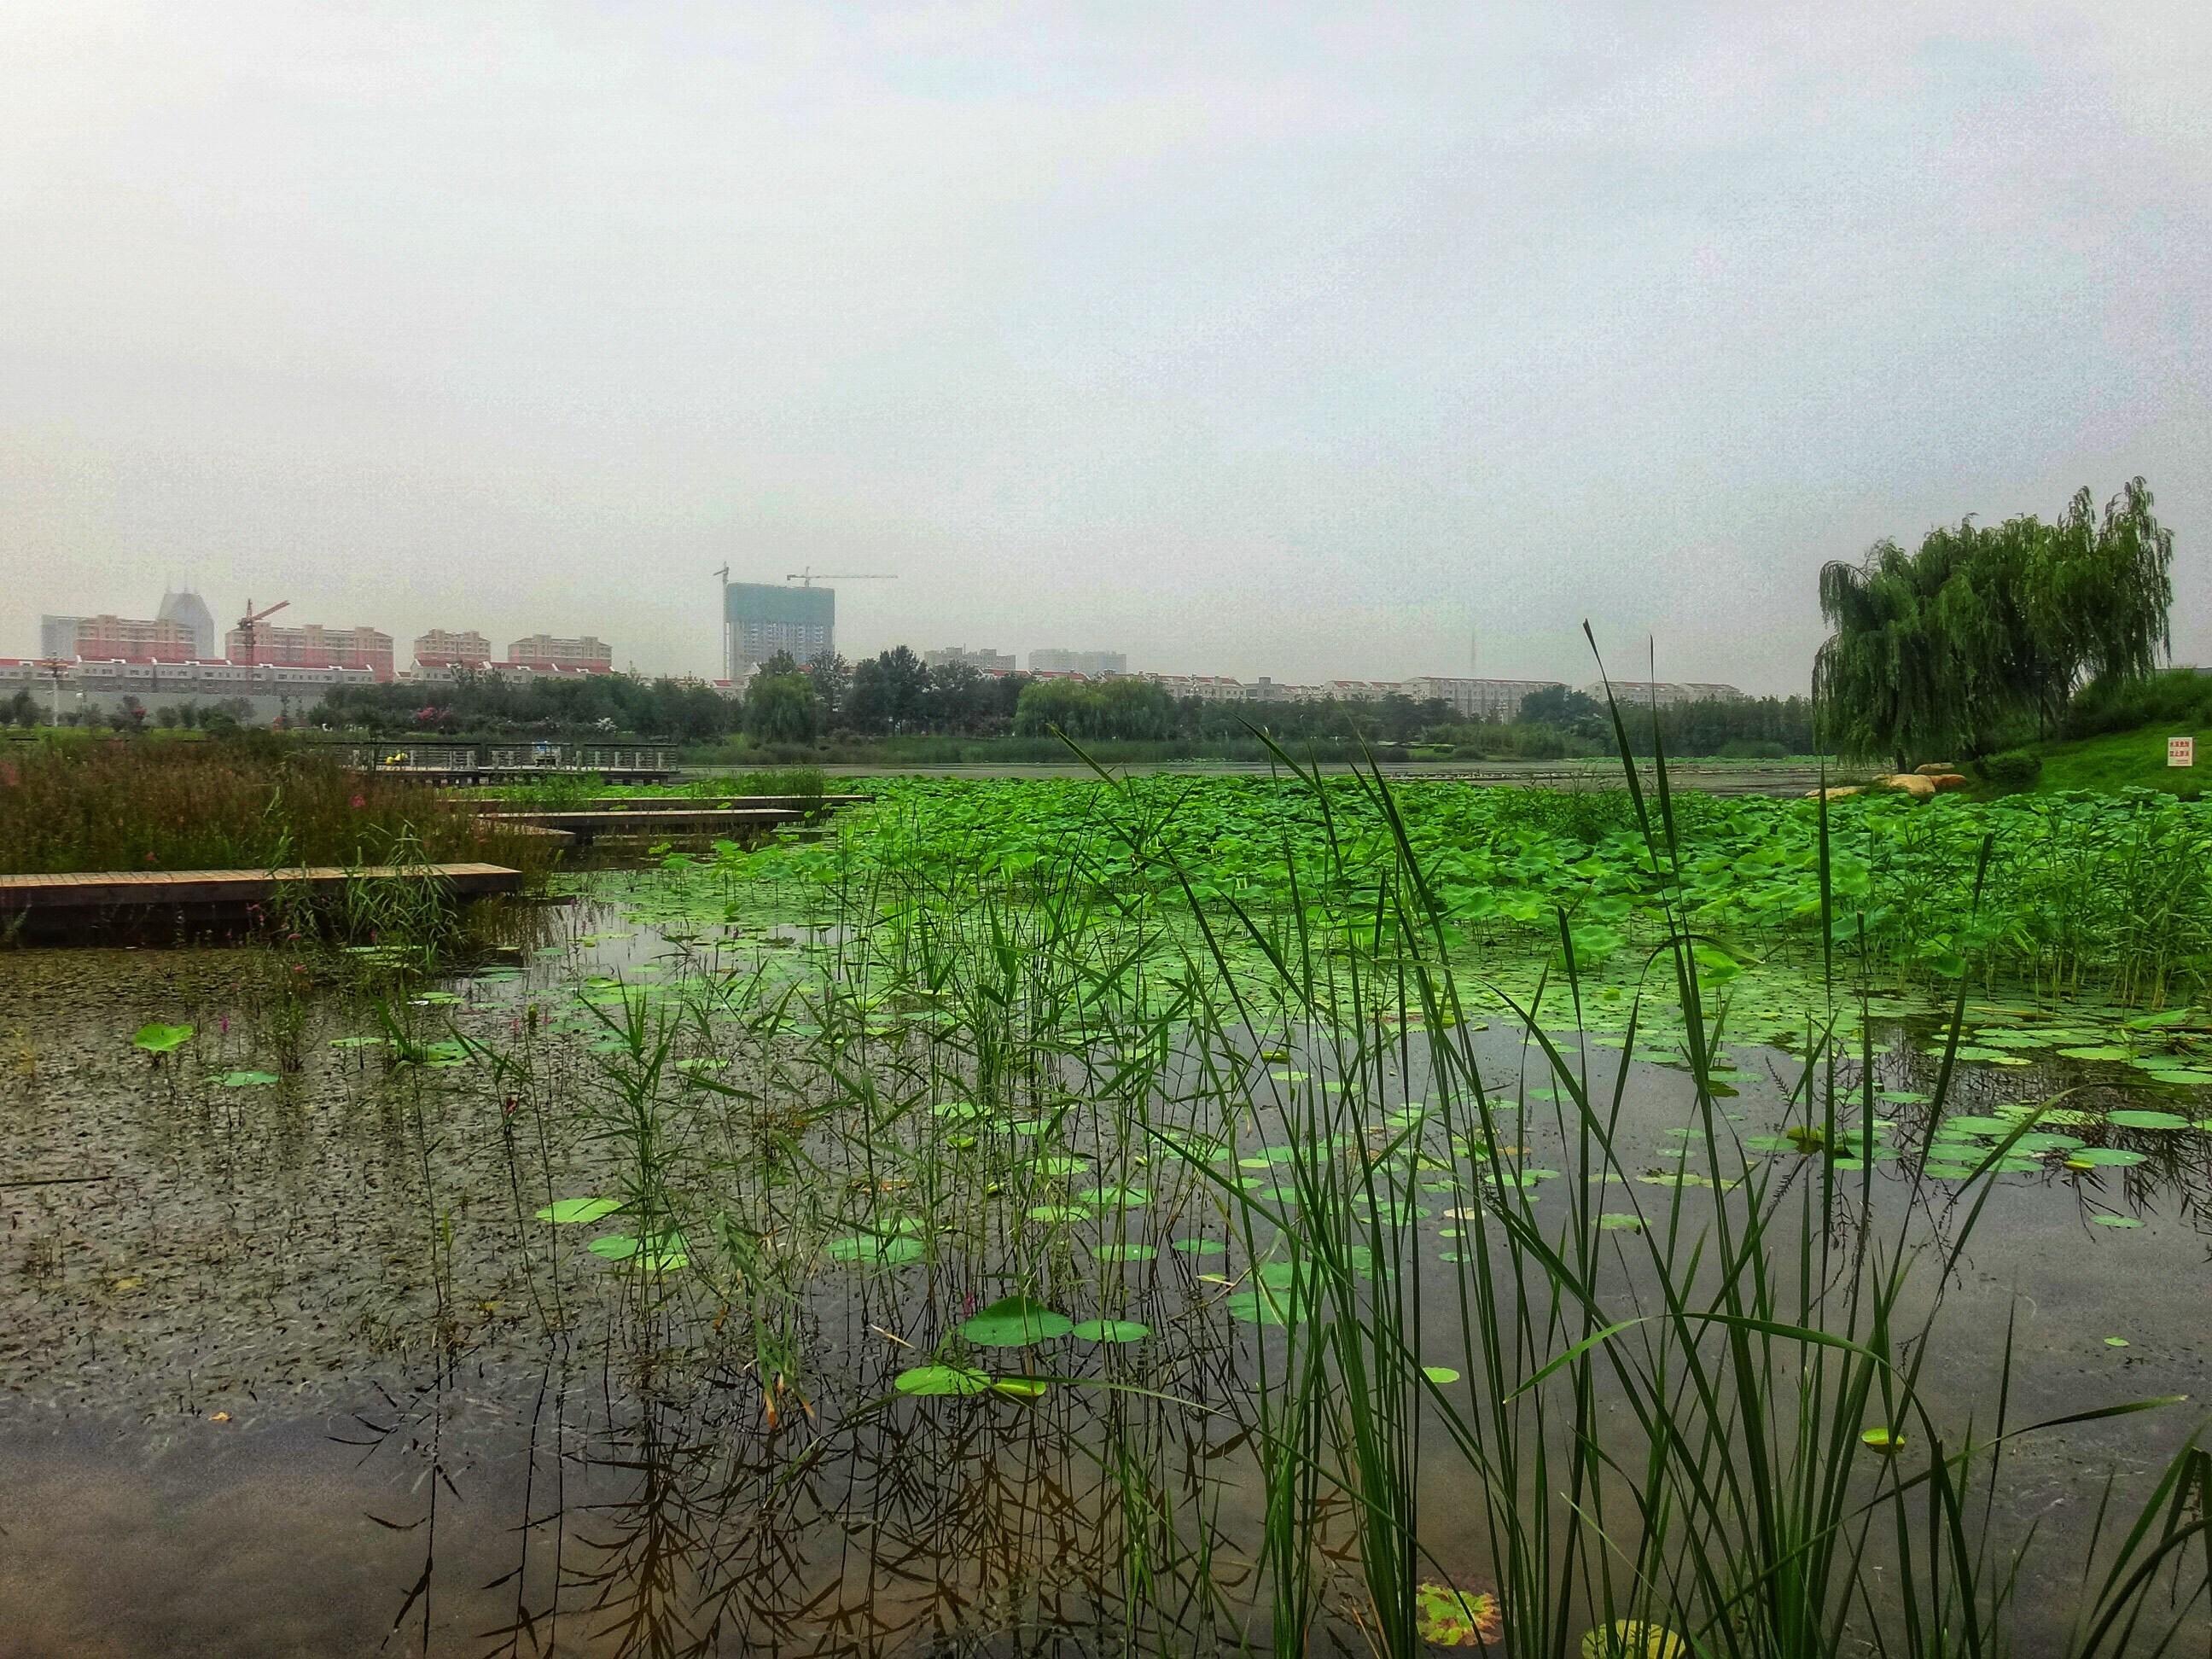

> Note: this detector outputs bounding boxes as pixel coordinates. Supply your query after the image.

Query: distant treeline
[291,648,1817,761]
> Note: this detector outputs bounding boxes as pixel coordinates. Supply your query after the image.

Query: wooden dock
[463,794,871,816]
[0,864,525,939]
[476,807,803,843]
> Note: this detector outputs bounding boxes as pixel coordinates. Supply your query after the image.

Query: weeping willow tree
[1815,478,2174,768]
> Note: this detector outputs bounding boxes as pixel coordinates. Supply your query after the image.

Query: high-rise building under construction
[725,582,833,677]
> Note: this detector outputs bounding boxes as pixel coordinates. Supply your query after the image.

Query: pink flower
[350,795,365,810]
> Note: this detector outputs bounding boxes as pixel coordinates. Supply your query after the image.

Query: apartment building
[1579,679,1744,709]
[506,634,614,672]
[1029,648,1127,676]
[924,645,1016,672]
[225,620,396,678]
[57,614,203,663]
[1399,675,1568,721]
[412,628,492,668]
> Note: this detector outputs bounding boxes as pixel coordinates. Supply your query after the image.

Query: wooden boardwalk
[476,807,802,842]
[1,864,525,941]
[463,794,872,814]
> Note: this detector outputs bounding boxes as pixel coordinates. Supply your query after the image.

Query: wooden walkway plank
[0,864,524,916]
[477,808,803,839]
[463,795,871,815]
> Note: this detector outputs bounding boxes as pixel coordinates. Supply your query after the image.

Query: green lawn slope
[2021,722,2207,795]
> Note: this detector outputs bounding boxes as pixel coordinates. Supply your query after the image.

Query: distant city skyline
[3,5,2206,696]
[20,579,1763,695]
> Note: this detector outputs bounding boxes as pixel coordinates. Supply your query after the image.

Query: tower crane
[235,598,288,667]
[784,568,897,587]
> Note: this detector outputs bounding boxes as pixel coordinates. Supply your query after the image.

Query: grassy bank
[1996,724,2206,796]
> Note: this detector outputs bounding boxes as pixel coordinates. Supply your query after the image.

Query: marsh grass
[0,734,558,879]
[1047,658,2212,1657]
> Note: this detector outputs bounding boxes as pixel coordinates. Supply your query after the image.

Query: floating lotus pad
[828,1233,925,1265]
[894,1364,991,1397]
[537,1196,625,1225]
[1075,1185,1150,1208]
[1415,1581,1502,1647]
[958,1295,1074,1348]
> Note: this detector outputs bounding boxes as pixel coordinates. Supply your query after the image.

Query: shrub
[2062,667,2212,739]
[1973,748,2043,791]
[1716,737,1788,760]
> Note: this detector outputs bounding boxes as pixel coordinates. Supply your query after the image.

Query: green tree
[1816,479,2173,766]
[805,652,851,721]
[743,673,819,744]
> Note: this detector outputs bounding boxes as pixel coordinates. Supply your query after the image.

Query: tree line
[281,644,1817,757]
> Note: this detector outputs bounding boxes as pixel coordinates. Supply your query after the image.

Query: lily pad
[958,1295,1074,1348]
[894,1364,991,1397]
[131,1022,195,1055]
[2105,1109,2190,1131]
[1415,1581,1502,1647]
[1224,1284,1304,1326]
[536,1196,624,1225]
[2065,1148,2148,1169]
[1075,1185,1150,1208]
[1027,1204,1091,1224]
[828,1233,925,1266]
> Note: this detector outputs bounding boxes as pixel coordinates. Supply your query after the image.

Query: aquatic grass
[0,734,559,879]
[1034,669,2212,1656]
[340,711,2212,1653]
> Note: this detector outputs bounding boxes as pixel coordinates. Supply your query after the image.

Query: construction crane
[234,598,288,667]
[784,568,897,587]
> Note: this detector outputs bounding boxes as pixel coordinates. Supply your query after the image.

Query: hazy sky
[4,3,2206,692]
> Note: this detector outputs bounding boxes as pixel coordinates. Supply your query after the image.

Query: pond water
[2,870,2207,1657]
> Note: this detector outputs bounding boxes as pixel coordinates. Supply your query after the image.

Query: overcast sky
[3,2,2205,692]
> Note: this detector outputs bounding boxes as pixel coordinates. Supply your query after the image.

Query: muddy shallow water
[3,886,2209,1657]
